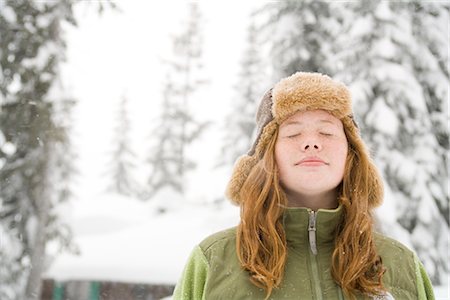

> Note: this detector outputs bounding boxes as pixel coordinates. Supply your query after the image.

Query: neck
[286,189,339,211]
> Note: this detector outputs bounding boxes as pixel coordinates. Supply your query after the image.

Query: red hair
[236,117,385,299]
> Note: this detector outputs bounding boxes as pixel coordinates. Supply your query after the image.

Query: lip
[295,156,328,166]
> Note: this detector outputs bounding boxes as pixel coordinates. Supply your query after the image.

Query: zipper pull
[308,210,318,255]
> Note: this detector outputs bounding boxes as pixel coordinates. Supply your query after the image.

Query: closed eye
[320,132,333,136]
[286,133,301,138]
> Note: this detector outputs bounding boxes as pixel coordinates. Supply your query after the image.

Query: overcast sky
[61,1,261,202]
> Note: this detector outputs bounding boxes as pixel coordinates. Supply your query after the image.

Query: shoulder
[373,232,419,298]
[373,232,415,257]
[199,227,236,251]
[198,227,237,260]
[373,232,416,271]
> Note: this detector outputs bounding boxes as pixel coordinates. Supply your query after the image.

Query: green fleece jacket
[174,206,434,299]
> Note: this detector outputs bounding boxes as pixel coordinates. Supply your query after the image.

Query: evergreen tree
[260,0,449,284]
[407,2,450,283]
[335,0,449,284]
[146,3,208,201]
[409,0,449,219]
[0,1,77,298]
[260,0,339,79]
[45,90,79,268]
[49,91,78,210]
[107,95,138,196]
[218,22,268,167]
[147,77,185,198]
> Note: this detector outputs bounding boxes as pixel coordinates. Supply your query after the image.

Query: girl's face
[275,110,348,204]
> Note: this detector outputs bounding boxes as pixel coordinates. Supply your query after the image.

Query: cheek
[326,139,348,164]
[335,143,348,169]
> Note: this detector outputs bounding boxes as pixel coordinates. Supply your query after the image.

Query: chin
[289,185,337,196]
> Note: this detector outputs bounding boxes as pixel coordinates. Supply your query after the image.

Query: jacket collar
[282,205,343,247]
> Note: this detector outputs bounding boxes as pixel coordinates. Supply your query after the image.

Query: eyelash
[286,132,333,138]
[320,132,333,136]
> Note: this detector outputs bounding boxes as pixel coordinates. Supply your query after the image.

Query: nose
[301,137,322,152]
[303,144,320,151]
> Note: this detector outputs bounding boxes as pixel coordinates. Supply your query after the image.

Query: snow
[374,0,392,21]
[388,151,417,186]
[22,42,57,69]
[60,0,261,205]
[0,225,20,259]
[373,37,397,60]
[45,193,449,297]
[36,14,52,28]
[28,1,449,298]
[365,98,399,136]
[1,6,16,24]
[44,194,239,284]
[348,17,372,38]
[1,141,16,156]
[374,183,397,224]
[435,285,450,300]
[6,74,21,94]
[41,1,259,288]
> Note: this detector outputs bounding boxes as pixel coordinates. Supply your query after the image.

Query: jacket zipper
[308,210,318,255]
[308,210,323,300]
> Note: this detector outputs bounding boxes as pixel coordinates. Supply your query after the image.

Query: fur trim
[272,72,352,122]
[226,155,257,204]
[226,121,278,205]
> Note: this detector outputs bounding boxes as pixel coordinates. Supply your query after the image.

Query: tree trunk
[25,144,50,299]
[24,211,48,299]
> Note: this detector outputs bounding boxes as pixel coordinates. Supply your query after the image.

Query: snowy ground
[44,194,240,285]
[44,194,449,299]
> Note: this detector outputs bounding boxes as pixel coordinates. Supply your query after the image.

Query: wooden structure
[41,279,174,300]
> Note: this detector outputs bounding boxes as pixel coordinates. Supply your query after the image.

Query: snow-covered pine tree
[409,0,449,219]
[258,0,448,285]
[0,1,77,298]
[334,0,449,284]
[146,3,208,202]
[259,0,340,80]
[146,77,185,199]
[407,1,450,284]
[45,83,79,263]
[218,21,268,167]
[49,91,77,213]
[107,95,138,196]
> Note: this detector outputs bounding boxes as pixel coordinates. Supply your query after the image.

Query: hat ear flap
[248,89,274,156]
[226,121,278,204]
[226,155,259,205]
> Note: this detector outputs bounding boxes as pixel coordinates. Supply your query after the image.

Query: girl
[173,72,434,299]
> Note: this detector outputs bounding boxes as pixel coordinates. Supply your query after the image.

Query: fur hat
[226,72,359,205]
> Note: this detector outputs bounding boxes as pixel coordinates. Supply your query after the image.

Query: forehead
[280,110,342,127]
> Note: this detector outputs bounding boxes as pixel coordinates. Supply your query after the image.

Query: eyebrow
[282,119,338,127]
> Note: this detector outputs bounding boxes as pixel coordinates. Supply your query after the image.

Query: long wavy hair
[236,117,386,299]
